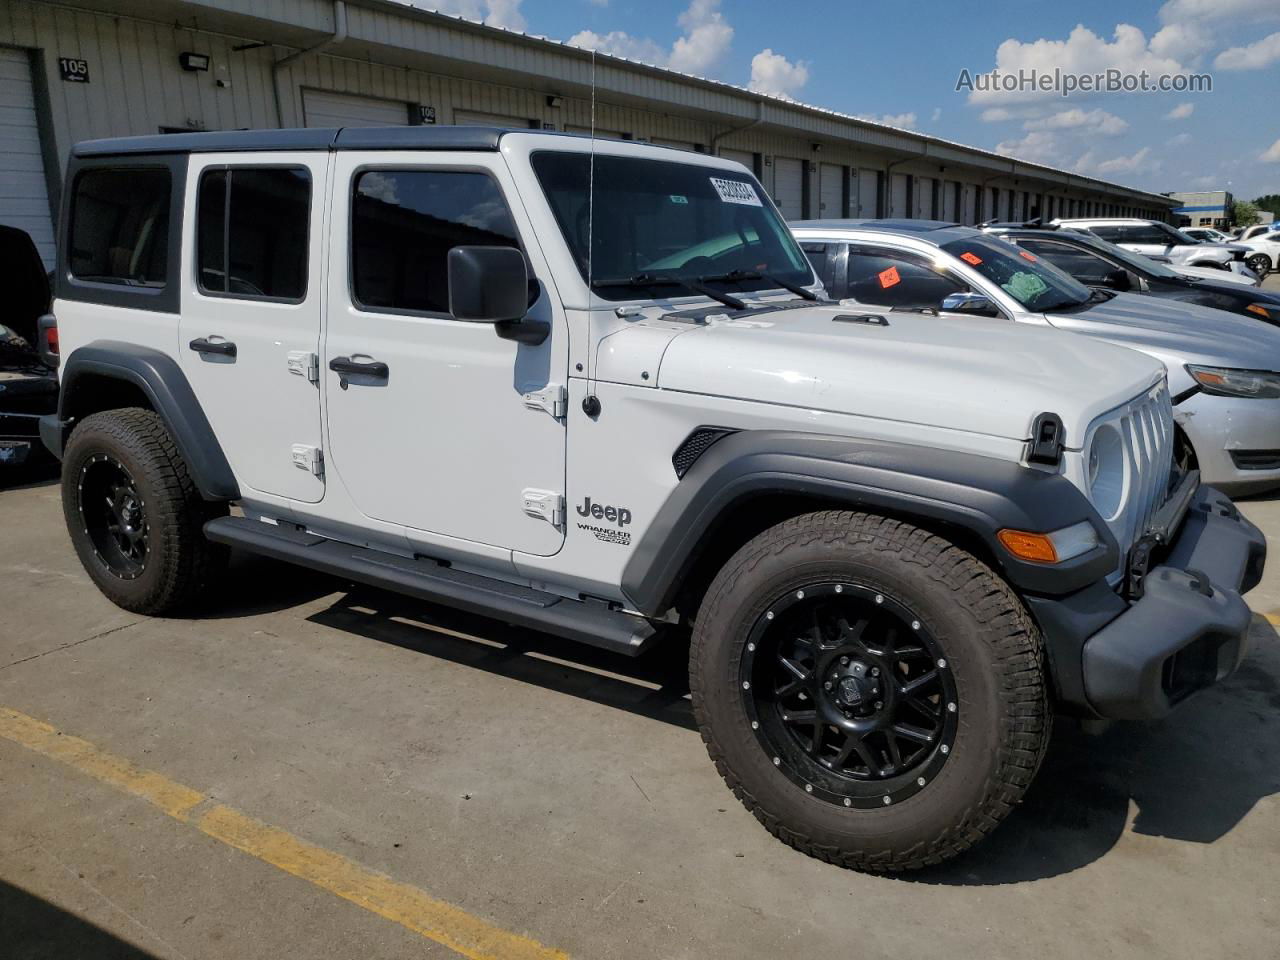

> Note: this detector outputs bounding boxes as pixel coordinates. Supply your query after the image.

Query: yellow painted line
[1264,612,1280,627]
[0,706,568,960]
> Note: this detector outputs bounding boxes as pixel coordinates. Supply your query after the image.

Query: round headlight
[1088,423,1126,520]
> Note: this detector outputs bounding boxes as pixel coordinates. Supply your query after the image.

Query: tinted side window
[1014,238,1116,279]
[845,247,966,308]
[799,242,833,289]
[69,168,170,286]
[351,170,519,314]
[1089,225,1126,242]
[1125,225,1169,245]
[198,167,310,300]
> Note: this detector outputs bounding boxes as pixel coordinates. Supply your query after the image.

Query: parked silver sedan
[791,219,1280,495]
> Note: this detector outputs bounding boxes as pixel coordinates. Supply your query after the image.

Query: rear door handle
[189,336,237,358]
[328,356,389,379]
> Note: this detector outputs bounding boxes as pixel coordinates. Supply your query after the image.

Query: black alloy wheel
[740,581,958,808]
[78,453,149,579]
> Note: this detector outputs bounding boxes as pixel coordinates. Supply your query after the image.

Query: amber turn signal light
[997,529,1058,564]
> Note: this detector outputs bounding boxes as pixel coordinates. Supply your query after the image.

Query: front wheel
[690,511,1050,871]
[1245,253,1271,278]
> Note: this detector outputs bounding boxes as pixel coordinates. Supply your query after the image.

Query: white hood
[654,304,1164,445]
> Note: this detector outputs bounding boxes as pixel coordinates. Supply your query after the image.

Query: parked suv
[792,219,1280,495]
[979,221,1280,324]
[42,128,1264,871]
[1055,217,1259,280]
[0,225,59,468]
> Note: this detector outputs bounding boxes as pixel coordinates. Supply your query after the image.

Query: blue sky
[425,0,1280,199]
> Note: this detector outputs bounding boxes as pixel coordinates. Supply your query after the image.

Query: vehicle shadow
[186,550,353,620]
[306,588,1280,884]
[0,878,161,959]
[912,614,1280,885]
[306,586,696,731]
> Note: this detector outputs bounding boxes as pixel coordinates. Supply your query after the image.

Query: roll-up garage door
[940,181,957,222]
[856,169,879,217]
[0,47,55,267]
[890,174,908,218]
[773,157,804,220]
[818,163,844,218]
[915,176,935,219]
[719,148,756,175]
[458,109,534,128]
[303,89,409,127]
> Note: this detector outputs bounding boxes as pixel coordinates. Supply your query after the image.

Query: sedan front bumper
[1177,391,1280,495]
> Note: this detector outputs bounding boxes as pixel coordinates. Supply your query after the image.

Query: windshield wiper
[699,269,819,301]
[591,273,746,311]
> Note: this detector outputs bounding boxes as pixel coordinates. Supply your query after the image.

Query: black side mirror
[448,246,529,323]
[1101,268,1131,291]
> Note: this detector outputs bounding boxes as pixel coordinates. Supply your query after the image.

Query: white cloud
[568,0,731,75]
[1262,139,1280,164]
[416,0,526,30]
[1076,146,1161,177]
[1165,101,1195,120]
[748,48,809,99]
[994,130,1062,164]
[1024,108,1128,135]
[980,107,1015,123]
[858,112,918,130]
[967,24,1185,104]
[1149,21,1213,61]
[567,28,665,63]
[668,0,733,74]
[930,107,942,123]
[1158,0,1280,24]
[1215,31,1280,70]
[1167,131,1192,145]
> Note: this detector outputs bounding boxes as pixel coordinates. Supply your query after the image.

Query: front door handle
[189,336,237,358]
[329,356,389,380]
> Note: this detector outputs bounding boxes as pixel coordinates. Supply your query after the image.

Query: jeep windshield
[530,151,814,302]
[940,235,1094,313]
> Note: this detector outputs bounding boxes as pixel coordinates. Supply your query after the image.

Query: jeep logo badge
[575,496,631,527]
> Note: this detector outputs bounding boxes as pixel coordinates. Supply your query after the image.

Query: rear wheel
[1245,253,1271,277]
[690,510,1050,871]
[62,408,227,614]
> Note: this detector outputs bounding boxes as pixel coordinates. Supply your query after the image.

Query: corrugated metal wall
[0,0,1172,234]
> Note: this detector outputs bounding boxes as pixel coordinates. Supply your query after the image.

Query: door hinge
[521,488,564,527]
[288,350,320,383]
[522,383,567,419]
[291,444,324,477]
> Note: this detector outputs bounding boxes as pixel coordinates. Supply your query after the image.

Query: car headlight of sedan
[1186,364,1280,399]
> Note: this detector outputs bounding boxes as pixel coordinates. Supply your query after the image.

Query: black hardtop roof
[72,125,517,158]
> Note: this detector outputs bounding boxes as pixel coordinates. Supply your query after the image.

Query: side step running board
[204,516,659,656]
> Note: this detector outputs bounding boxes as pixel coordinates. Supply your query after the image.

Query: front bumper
[1028,484,1266,720]
[1177,391,1280,495]
[0,371,58,466]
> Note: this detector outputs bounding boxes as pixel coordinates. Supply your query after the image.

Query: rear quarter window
[69,168,171,287]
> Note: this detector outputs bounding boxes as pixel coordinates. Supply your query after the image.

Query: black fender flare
[49,340,239,501]
[620,430,1117,616]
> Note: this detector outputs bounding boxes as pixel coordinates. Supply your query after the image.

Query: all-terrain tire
[689,510,1050,872]
[61,407,227,614]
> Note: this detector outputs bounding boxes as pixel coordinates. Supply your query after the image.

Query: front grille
[1229,449,1280,471]
[1095,382,1175,560]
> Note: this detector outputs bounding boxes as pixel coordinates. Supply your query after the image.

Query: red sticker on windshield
[1019,250,1038,262]
[878,266,901,288]
[960,252,983,265]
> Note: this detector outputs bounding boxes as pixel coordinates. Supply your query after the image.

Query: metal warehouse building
[1,0,1177,268]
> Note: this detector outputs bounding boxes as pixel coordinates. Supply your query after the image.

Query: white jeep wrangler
[41,127,1266,871]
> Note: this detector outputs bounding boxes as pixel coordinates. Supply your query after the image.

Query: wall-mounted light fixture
[546,95,563,108]
[179,52,210,72]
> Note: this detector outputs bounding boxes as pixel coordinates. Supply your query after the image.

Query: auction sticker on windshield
[710,177,763,206]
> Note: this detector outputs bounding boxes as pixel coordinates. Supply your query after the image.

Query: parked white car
[1172,262,1262,287]
[792,218,1280,496]
[1054,217,1259,281]
[40,127,1266,872]
[1228,226,1280,277]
